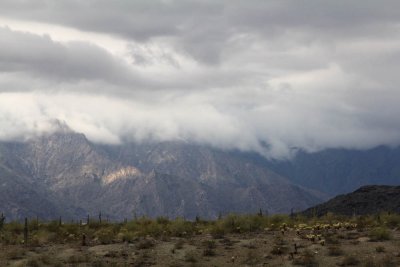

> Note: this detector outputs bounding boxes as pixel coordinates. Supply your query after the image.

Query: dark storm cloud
[0,0,399,63]
[0,1,400,158]
[0,26,138,86]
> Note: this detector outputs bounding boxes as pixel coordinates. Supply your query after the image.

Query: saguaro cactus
[0,213,5,230]
[24,218,28,246]
[82,233,86,246]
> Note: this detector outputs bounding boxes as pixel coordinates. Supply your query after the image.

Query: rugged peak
[49,119,74,134]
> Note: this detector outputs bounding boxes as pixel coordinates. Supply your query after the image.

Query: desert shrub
[140,221,164,237]
[202,240,216,249]
[241,250,262,265]
[340,255,360,266]
[4,221,24,235]
[94,227,115,244]
[375,245,385,253]
[319,212,339,224]
[63,223,81,236]
[88,221,103,230]
[184,250,198,263]
[327,246,344,256]
[203,247,216,256]
[32,230,59,246]
[324,233,340,245]
[6,247,26,260]
[1,231,22,245]
[240,214,267,232]
[269,214,290,229]
[169,218,194,237]
[136,238,155,249]
[45,220,62,233]
[377,256,397,267]
[369,227,391,241]
[362,257,396,267]
[117,228,135,243]
[270,237,288,255]
[35,253,57,265]
[126,217,165,237]
[68,253,88,264]
[293,249,318,266]
[213,214,269,234]
[220,214,238,233]
[381,213,400,228]
[28,219,39,231]
[209,223,225,239]
[156,216,170,225]
[355,216,375,230]
[345,231,360,240]
[173,239,185,250]
[26,258,41,267]
[20,255,55,267]
[363,257,377,267]
[91,260,108,267]
[271,245,286,255]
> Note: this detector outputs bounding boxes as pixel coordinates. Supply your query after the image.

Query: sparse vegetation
[0,212,399,266]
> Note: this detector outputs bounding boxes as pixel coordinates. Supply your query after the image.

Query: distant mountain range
[0,127,399,221]
[0,129,321,221]
[265,146,400,197]
[301,185,400,216]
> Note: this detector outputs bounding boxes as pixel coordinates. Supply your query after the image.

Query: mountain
[301,185,400,217]
[264,146,400,197]
[0,130,323,221]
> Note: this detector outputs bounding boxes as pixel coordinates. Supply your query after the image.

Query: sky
[0,0,399,159]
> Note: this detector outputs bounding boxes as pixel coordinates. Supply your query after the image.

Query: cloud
[0,1,400,159]
[0,27,138,86]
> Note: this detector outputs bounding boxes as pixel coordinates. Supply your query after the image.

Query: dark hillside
[302,185,400,216]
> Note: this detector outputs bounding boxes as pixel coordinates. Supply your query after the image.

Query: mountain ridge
[301,185,400,217]
[0,131,323,220]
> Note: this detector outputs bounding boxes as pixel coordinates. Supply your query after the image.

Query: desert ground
[1,214,399,266]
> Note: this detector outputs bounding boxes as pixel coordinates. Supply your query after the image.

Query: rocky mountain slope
[302,185,400,216]
[0,129,323,221]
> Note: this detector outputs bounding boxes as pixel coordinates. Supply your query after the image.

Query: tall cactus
[0,213,5,230]
[24,218,28,246]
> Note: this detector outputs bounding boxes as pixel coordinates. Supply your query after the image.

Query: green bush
[382,213,400,228]
[369,227,391,241]
[209,223,225,239]
[94,227,115,244]
[117,228,136,243]
[169,218,194,237]
[4,221,24,235]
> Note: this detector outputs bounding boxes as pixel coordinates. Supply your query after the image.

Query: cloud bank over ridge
[0,0,400,158]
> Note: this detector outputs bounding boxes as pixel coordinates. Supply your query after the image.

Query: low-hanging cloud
[0,1,400,159]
